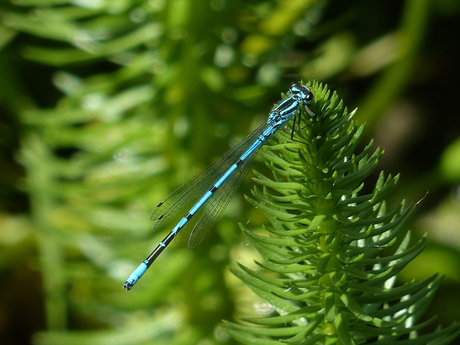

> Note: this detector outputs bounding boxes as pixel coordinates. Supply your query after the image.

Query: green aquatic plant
[223,81,460,345]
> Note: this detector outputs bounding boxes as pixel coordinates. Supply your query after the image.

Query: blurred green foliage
[0,0,460,344]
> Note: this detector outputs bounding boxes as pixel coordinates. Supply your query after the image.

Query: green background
[1,0,460,344]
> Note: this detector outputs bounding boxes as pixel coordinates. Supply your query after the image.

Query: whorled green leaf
[224,81,460,344]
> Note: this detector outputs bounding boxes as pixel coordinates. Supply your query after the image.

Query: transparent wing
[185,143,258,248]
[149,122,271,247]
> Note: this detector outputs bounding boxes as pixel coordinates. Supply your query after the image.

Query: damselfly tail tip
[123,281,133,291]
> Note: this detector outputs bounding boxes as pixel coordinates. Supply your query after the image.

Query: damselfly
[124,82,315,290]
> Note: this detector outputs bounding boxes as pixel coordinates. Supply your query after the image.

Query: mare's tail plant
[223,81,460,345]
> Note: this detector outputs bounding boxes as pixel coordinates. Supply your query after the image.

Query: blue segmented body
[124,82,315,291]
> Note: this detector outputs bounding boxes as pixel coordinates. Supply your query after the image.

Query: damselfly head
[290,83,314,104]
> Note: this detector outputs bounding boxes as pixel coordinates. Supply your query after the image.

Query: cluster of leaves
[0,1,328,344]
[223,81,460,344]
[1,1,460,345]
